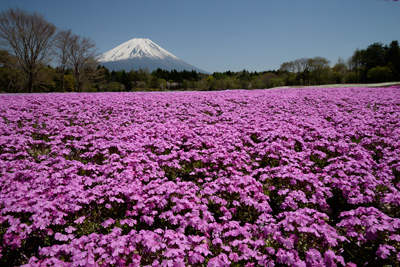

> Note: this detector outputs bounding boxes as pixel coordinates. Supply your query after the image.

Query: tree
[332,57,348,83]
[137,68,151,85]
[0,50,23,92]
[367,66,391,83]
[364,43,386,70]
[36,66,57,92]
[308,57,330,85]
[55,29,73,92]
[0,8,56,92]
[292,58,310,85]
[65,33,97,92]
[260,72,280,88]
[386,40,400,80]
[279,61,297,85]
[150,75,160,89]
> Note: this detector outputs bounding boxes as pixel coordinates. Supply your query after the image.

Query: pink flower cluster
[1,86,400,266]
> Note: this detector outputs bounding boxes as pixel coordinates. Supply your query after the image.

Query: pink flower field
[1,87,400,266]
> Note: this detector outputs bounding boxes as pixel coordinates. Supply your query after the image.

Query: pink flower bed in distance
[1,86,400,266]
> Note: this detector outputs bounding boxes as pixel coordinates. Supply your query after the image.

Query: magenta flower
[1,87,400,266]
[101,218,115,228]
[376,244,395,259]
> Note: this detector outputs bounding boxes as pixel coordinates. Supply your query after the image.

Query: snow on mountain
[98,38,207,73]
[99,38,179,62]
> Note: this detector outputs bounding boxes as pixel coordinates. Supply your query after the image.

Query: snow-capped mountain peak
[99,38,179,62]
[98,38,207,73]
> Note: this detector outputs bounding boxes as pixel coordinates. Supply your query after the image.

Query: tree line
[0,8,399,93]
[279,41,400,86]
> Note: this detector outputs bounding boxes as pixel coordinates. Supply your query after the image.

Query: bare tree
[279,61,297,85]
[55,29,72,92]
[293,58,310,85]
[0,8,56,92]
[293,58,309,74]
[307,57,330,85]
[280,61,296,74]
[65,34,97,92]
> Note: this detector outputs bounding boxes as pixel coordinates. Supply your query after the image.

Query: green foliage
[367,66,392,83]
[64,75,75,92]
[351,40,400,83]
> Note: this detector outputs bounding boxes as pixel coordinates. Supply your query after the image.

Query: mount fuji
[98,38,207,73]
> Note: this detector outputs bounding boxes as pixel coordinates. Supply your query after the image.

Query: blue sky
[1,0,399,72]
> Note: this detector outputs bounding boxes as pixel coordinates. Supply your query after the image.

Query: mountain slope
[98,38,207,73]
